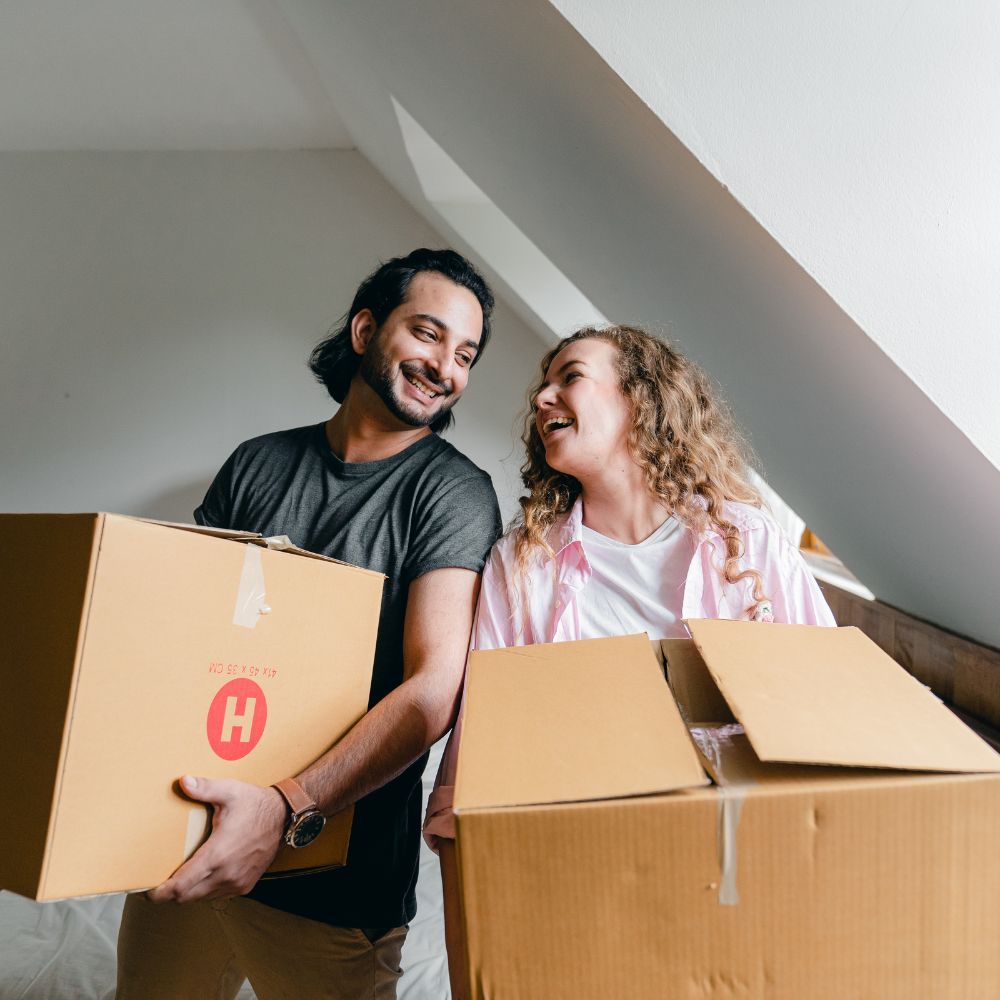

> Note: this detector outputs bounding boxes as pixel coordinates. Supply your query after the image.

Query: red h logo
[207,679,267,760]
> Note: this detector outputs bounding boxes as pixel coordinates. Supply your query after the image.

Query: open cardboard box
[0,513,383,901]
[454,621,1000,999]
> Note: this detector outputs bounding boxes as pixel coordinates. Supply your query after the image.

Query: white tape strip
[232,543,269,628]
[183,806,211,860]
[691,724,752,907]
[717,784,746,905]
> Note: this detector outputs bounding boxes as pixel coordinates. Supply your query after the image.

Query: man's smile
[401,365,449,402]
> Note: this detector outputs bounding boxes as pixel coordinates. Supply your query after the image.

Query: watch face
[289,811,326,848]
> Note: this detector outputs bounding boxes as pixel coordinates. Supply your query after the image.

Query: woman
[426,325,835,996]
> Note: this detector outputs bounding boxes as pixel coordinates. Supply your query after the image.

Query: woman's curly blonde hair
[514,324,770,616]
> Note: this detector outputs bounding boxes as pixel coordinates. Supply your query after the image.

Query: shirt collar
[549,497,585,556]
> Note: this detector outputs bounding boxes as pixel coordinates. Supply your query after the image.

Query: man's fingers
[147,777,283,904]
[146,838,220,903]
[146,860,214,903]
[179,774,230,806]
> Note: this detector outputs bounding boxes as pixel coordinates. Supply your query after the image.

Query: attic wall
[276,0,1000,647]
[0,150,539,522]
[552,0,1000,470]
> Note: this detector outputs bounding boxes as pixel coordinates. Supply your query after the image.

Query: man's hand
[147,775,286,905]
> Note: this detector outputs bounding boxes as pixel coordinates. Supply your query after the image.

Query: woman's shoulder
[688,494,770,532]
[717,499,807,574]
[719,499,777,534]
[487,508,575,570]
[488,527,522,563]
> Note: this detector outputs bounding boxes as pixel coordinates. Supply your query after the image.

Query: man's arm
[147,566,479,904]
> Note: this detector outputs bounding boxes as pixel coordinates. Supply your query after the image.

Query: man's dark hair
[308,248,494,433]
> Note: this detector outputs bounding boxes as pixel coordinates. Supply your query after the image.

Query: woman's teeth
[543,416,575,435]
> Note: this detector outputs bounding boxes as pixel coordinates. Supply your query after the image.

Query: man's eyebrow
[411,312,449,332]
[411,313,480,354]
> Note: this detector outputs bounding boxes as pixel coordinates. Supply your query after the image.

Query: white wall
[263,1,1000,648]
[551,0,1000,471]
[0,150,540,524]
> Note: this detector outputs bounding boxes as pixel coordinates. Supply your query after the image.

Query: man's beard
[360,340,456,428]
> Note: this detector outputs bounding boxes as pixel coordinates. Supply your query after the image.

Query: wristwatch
[272,777,326,849]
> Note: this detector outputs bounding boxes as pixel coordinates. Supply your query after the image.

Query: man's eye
[416,327,436,340]
[457,354,472,367]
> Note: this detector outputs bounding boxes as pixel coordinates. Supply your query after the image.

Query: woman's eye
[564,371,580,383]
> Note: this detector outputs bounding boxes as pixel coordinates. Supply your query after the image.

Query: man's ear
[350,309,377,357]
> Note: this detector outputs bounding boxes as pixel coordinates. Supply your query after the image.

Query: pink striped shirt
[424,499,836,846]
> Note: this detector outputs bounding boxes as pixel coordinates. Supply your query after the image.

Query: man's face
[357,272,484,428]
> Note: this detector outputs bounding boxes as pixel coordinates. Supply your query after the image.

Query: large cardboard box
[454,621,1000,999]
[1,513,383,901]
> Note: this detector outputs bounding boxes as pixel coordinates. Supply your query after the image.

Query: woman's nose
[535,384,556,408]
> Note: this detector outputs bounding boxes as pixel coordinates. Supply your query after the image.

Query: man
[117,248,502,999]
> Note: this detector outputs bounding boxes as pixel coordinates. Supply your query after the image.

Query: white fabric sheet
[0,738,452,999]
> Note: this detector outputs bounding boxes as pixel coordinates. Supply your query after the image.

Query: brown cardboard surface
[687,618,1000,772]
[454,634,708,812]
[455,629,1000,999]
[458,772,1000,999]
[1,513,383,900]
[660,637,735,725]
[0,514,103,899]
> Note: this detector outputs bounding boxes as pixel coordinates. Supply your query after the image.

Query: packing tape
[716,784,745,905]
[183,806,211,861]
[690,724,752,907]
[232,543,271,628]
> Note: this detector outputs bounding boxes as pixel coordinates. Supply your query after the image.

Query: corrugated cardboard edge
[38,513,107,900]
[121,514,385,578]
[685,619,1000,774]
[454,634,710,813]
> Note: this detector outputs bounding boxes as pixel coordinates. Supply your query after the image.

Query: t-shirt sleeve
[403,472,502,581]
[193,447,240,529]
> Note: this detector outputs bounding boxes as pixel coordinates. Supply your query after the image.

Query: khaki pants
[117,892,406,1000]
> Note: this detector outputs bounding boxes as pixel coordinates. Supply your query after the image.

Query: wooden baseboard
[818,580,1000,732]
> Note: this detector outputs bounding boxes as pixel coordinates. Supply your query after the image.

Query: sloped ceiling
[273,0,1000,647]
[3,1,996,646]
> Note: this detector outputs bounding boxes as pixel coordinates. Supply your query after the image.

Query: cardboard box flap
[660,638,736,725]
[251,535,383,574]
[686,619,1000,773]
[454,634,709,812]
[121,516,383,576]
[121,514,262,542]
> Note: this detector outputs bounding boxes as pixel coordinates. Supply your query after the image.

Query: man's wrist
[271,777,326,848]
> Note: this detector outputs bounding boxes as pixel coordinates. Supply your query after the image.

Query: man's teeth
[544,416,574,435]
[405,373,439,398]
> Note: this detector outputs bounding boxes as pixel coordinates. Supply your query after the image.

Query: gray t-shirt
[195,422,501,927]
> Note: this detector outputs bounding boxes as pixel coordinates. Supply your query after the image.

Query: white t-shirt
[577,515,695,641]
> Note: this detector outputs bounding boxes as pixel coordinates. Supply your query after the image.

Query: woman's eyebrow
[553,358,587,377]
[537,358,587,394]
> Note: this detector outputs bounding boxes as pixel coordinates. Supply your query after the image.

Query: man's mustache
[400,362,452,397]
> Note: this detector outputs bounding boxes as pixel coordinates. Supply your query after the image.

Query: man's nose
[424,348,455,387]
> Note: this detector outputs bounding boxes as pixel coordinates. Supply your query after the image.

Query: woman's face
[533,338,633,482]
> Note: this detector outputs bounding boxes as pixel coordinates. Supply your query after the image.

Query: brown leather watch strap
[272,777,316,817]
